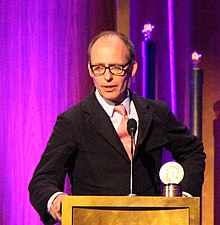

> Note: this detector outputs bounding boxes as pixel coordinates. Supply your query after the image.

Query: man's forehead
[91,36,128,57]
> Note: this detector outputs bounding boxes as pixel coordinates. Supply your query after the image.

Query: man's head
[88,31,137,104]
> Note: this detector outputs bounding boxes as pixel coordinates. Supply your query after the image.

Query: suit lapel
[82,91,130,161]
[131,93,153,149]
[132,93,168,153]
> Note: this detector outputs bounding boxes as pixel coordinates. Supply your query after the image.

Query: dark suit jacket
[28,89,206,224]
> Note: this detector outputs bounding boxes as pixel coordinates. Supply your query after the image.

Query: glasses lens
[110,65,124,75]
[92,65,105,75]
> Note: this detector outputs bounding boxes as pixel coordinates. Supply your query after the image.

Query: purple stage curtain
[0,1,116,224]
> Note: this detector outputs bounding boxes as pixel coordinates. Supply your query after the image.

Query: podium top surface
[62,195,200,208]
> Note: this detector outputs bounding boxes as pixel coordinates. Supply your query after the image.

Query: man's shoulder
[132,92,170,112]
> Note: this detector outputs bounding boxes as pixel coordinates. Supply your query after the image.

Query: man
[29,31,206,224]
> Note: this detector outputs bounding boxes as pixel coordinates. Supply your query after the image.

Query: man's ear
[88,63,93,77]
[130,60,138,77]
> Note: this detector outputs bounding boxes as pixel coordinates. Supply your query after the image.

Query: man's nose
[104,69,113,80]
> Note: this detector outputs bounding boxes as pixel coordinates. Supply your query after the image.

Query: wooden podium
[62,196,200,225]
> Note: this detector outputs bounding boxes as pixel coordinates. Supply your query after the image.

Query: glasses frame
[90,61,131,77]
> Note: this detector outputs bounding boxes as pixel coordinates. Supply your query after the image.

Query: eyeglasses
[90,61,131,76]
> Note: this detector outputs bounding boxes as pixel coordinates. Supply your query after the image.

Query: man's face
[88,35,137,104]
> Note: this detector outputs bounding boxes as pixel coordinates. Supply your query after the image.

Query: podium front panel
[62,196,200,225]
[73,207,189,225]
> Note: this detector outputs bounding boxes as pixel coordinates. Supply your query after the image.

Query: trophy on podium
[159,162,184,197]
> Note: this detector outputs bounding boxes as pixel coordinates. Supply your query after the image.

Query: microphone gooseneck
[127,118,137,196]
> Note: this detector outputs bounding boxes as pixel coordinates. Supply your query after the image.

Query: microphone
[127,119,137,196]
[127,118,137,138]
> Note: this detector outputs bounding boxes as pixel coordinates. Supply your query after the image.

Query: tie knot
[114,104,127,117]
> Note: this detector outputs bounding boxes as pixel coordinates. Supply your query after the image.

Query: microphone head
[127,118,137,135]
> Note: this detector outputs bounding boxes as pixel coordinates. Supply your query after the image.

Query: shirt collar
[95,89,130,117]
